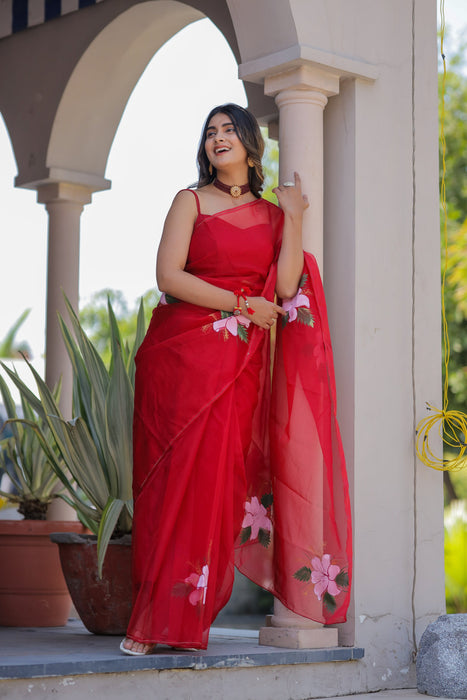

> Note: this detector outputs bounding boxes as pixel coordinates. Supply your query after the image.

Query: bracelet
[243,298,253,315]
[234,286,255,315]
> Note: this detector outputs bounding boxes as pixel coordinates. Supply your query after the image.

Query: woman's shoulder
[172,188,200,212]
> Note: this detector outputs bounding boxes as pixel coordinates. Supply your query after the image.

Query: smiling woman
[120,103,351,655]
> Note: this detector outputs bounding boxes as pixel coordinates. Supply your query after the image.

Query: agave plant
[1,295,146,574]
[0,373,63,519]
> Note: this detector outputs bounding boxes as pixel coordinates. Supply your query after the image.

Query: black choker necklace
[213,179,250,199]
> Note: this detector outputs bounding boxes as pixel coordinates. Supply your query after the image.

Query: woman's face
[204,112,248,172]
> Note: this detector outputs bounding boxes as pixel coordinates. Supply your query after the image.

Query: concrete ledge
[0,619,363,681]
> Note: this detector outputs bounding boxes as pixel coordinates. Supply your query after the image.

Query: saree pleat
[127,196,351,648]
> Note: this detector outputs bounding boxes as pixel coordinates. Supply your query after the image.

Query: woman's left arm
[273,172,309,299]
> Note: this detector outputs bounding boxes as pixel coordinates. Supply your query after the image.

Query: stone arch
[46,1,205,182]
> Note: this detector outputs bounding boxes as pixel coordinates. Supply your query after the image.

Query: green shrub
[445,499,467,613]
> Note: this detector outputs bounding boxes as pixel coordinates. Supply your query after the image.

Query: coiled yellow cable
[415,0,467,472]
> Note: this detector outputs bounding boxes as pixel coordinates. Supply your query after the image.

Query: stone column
[37,182,93,418]
[259,65,340,649]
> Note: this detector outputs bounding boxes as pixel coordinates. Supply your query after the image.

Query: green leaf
[323,592,337,614]
[96,497,125,577]
[335,570,349,588]
[0,362,46,419]
[281,312,289,328]
[261,493,273,508]
[104,337,133,501]
[293,566,312,582]
[296,307,315,327]
[258,528,271,548]
[299,274,308,288]
[0,374,21,443]
[165,293,180,304]
[237,324,249,344]
[221,310,231,319]
[0,309,31,357]
[240,526,251,544]
[126,298,145,387]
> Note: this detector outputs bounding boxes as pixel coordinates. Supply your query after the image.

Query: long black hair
[196,104,265,198]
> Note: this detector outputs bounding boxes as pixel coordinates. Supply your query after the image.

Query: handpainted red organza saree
[127,195,351,649]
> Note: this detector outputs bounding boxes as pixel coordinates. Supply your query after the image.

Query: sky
[0,6,466,361]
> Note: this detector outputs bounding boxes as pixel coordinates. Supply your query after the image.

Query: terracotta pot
[0,519,86,627]
[50,532,132,635]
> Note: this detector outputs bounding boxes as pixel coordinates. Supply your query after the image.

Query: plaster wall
[321,0,444,690]
[0,0,274,189]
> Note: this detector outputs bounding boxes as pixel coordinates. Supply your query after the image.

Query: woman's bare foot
[120,638,156,656]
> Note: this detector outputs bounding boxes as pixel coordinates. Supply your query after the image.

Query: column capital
[239,44,378,87]
[37,181,94,206]
[265,64,340,100]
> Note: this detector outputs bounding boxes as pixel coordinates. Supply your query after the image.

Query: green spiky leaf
[165,293,180,304]
[240,526,251,544]
[258,528,271,548]
[261,493,273,508]
[237,324,249,344]
[293,566,312,582]
[296,307,315,327]
[335,570,349,588]
[323,592,337,614]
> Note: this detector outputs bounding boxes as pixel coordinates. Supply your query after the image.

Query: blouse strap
[180,188,201,216]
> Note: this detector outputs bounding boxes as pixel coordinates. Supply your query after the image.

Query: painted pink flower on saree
[185,565,209,606]
[213,314,251,336]
[311,554,341,601]
[282,288,310,323]
[242,497,272,540]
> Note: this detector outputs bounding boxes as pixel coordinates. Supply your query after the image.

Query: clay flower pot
[50,532,132,635]
[0,519,86,627]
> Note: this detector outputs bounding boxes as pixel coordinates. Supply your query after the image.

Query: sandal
[119,638,156,656]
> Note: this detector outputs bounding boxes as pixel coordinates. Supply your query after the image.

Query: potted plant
[2,296,146,634]
[0,373,85,627]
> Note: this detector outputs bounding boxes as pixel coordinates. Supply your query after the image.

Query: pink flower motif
[282,288,310,322]
[160,293,167,305]
[185,565,209,606]
[242,497,272,540]
[213,314,250,336]
[311,554,341,601]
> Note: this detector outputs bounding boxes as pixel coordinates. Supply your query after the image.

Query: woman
[121,104,351,655]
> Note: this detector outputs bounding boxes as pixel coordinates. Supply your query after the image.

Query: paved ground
[0,618,363,679]
[0,620,447,700]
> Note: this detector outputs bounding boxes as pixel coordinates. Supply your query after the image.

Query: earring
[209,163,213,176]
[247,156,254,168]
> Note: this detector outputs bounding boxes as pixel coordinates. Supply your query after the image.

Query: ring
[283,182,294,187]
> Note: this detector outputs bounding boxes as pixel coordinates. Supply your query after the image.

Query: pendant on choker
[213,179,250,198]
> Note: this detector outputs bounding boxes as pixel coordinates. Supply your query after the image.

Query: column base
[259,616,338,649]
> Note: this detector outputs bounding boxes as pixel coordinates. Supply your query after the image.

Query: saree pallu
[127,196,351,649]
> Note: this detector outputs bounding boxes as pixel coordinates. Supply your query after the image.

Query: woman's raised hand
[272,171,309,219]
[245,297,286,330]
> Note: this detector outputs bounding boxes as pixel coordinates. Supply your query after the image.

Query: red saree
[127,192,351,649]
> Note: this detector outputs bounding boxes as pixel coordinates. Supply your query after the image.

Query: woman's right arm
[156,190,284,328]
[156,190,236,311]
